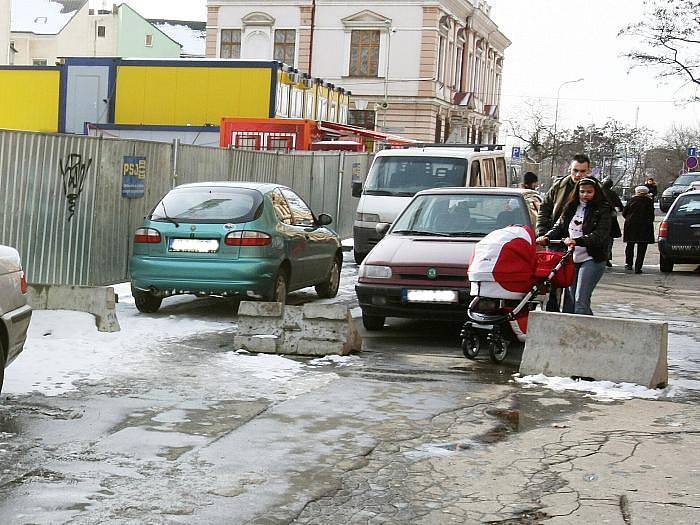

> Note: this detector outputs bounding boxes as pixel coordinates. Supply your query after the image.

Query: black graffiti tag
[60,153,92,221]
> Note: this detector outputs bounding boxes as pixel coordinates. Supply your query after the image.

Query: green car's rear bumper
[130,255,281,298]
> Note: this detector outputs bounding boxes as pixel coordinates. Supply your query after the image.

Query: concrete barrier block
[238,301,284,318]
[520,311,668,389]
[27,284,120,332]
[233,334,282,353]
[303,303,348,321]
[295,338,345,356]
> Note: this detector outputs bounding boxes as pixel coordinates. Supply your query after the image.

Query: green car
[130,182,342,313]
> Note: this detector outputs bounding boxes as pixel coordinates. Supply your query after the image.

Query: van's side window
[470,160,482,186]
[483,159,496,186]
[496,158,507,186]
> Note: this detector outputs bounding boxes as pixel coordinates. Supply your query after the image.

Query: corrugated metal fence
[0,129,371,286]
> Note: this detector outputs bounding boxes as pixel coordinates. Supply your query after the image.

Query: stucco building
[8,0,182,66]
[205,0,509,143]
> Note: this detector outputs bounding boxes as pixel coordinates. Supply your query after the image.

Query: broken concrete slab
[233,301,362,356]
[520,311,667,388]
[27,284,120,332]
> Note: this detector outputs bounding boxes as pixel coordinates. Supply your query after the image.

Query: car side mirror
[375,222,390,237]
[352,182,363,198]
[317,213,333,226]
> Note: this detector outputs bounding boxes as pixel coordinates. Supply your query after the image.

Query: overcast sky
[120,0,699,137]
[488,0,700,137]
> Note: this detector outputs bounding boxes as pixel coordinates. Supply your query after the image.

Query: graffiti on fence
[60,153,92,221]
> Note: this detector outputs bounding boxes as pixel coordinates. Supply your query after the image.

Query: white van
[352,144,508,263]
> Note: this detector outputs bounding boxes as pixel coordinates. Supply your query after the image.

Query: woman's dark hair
[562,178,602,217]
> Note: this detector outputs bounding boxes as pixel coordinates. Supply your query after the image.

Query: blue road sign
[688,147,697,157]
[511,146,521,160]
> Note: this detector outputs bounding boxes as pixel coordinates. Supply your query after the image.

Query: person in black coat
[622,185,656,273]
[644,177,659,200]
[601,177,623,267]
[536,178,611,315]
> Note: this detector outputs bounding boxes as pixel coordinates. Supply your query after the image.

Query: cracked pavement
[0,247,698,524]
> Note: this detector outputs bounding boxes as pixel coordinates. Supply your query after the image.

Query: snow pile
[513,373,676,401]
[4,283,233,397]
[309,355,363,367]
[153,22,205,56]
[11,0,78,34]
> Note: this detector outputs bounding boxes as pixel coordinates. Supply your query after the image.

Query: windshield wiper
[392,229,450,237]
[364,189,394,196]
[151,202,180,227]
[446,231,486,237]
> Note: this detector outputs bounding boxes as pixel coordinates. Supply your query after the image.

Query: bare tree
[620,0,700,92]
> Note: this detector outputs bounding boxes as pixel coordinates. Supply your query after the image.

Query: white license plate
[169,238,219,253]
[405,289,459,303]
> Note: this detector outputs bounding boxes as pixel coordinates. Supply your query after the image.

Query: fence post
[171,139,180,189]
[336,151,345,227]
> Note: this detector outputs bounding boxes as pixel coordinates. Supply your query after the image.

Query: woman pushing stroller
[535,177,611,315]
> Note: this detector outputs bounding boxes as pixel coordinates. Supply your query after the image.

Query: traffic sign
[511,146,521,160]
[688,147,697,157]
[686,156,698,170]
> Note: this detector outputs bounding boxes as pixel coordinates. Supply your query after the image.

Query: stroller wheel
[489,337,509,363]
[461,334,481,360]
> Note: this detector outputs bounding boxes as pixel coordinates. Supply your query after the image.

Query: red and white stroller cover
[468,225,537,341]
[468,225,537,299]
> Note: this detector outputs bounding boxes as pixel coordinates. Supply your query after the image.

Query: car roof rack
[385,143,504,152]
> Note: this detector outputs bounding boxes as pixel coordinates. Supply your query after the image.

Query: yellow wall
[0,70,60,132]
[115,66,273,125]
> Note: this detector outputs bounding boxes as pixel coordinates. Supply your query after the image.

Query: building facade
[9,1,182,66]
[205,0,509,143]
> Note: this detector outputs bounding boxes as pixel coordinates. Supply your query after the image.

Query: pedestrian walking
[644,177,658,200]
[536,177,611,315]
[601,177,623,267]
[622,185,655,274]
[522,171,538,190]
[536,154,592,311]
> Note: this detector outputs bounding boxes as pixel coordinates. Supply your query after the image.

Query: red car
[355,187,541,330]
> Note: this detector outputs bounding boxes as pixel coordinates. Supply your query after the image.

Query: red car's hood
[366,234,477,268]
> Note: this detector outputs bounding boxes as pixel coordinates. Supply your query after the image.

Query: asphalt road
[0,247,697,524]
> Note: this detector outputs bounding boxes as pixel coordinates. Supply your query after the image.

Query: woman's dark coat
[622,195,655,243]
[546,199,612,262]
[602,188,623,238]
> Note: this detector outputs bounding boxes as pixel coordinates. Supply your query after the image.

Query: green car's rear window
[150,187,263,224]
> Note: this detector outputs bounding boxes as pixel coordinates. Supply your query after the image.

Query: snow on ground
[4,283,234,397]
[513,373,679,401]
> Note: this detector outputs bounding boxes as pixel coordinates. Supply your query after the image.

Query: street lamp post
[549,78,584,180]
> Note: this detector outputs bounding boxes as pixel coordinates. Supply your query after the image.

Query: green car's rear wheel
[269,269,288,303]
[132,287,162,313]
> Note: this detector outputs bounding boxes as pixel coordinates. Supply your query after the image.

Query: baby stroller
[460,225,574,363]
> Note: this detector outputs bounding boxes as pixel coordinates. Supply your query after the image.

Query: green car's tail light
[134,227,162,244]
[658,221,668,239]
[224,231,272,246]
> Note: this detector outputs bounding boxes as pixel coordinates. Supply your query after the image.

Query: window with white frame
[220,29,241,58]
[145,34,153,47]
[274,29,296,66]
[349,30,380,77]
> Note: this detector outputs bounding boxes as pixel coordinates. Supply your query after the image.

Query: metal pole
[382,22,392,131]
[549,78,583,180]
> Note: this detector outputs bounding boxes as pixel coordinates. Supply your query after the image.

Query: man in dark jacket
[536,154,592,310]
[623,185,656,273]
[536,154,592,237]
[601,177,623,266]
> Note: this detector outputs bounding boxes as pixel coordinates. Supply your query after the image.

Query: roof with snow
[11,0,87,35]
[149,19,206,57]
